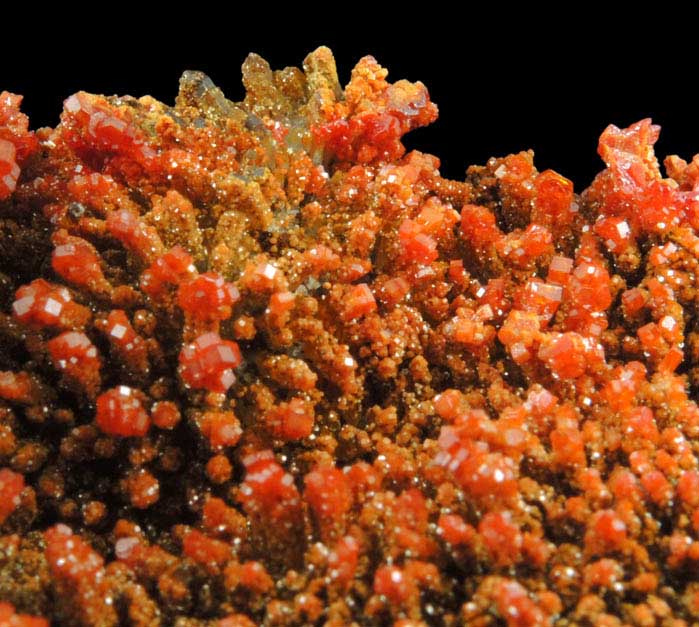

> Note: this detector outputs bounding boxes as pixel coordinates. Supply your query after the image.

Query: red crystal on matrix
[532,169,576,228]
[45,524,104,581]
[438,512,476,546]
[0,371,33,403]
[101,309,148,372]
[0,139,20,199]
[479,510,523,567]
[342,283,377,321]
[151,400,181,430]
[493,579,548,627]
[12,279,90,330]
[237,450,301,522]
[51,232,111,294]
[5,47,699,625]
[304,465,352,540]
[62,92,158,170]
[0,91,38,199]
[0,602,48,627]
[47,331,101,396]
[106,209,164,262]
[200,410,242,449]
[0,467,24,524]
[43,524,117,624]
[237,450,303,564]
[179,332,242,392]
[263,397,314,440]
[177,272,240,323]
[95,385,150,437]
[140,245,195,298]
[327,535,359,589]
[182,528,231,570]
[398,218,439,264]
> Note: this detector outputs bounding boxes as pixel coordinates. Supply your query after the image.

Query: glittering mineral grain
[2,49,699,626]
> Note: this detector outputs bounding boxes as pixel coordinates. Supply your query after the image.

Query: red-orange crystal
[0,468,24,525]
[0,601,48,627]
[177,272,240,323]
[95,385,150,437]
[179,332,242,393]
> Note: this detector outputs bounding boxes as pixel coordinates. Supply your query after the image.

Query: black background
[2,18,695,190]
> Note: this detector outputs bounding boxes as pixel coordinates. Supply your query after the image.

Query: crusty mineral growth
[1,48,699,626]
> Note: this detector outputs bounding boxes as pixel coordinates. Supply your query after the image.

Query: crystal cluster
[1,49,699,625]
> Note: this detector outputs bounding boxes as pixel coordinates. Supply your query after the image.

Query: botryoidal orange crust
[1,47,699,626]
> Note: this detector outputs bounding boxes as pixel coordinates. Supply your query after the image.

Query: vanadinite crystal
[95,385,150,437]
[179,332,242,393]
[3,47,699,626]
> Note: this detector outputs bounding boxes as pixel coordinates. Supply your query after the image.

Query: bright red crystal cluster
[12,279,90,330]
[95,386,150,437]
[47,331,101,397]
[0,468,24,525]
[179,332,243,392]
[3,47,699,626]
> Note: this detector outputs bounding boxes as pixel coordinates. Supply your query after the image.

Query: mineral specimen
[2,47,699,626]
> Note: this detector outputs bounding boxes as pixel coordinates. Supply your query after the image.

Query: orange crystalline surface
[95,386,150,437]
[3,47,699,626]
